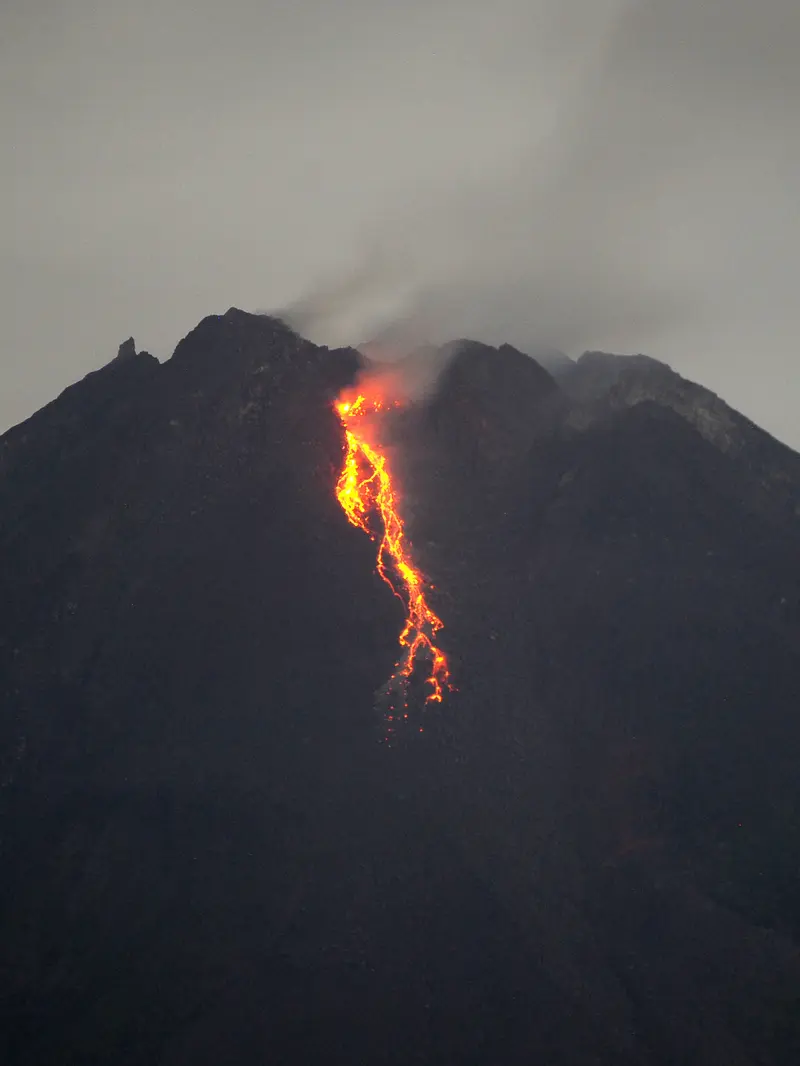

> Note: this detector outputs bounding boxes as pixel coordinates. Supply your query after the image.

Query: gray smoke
[1,0,799,443]
[279,0,800,445]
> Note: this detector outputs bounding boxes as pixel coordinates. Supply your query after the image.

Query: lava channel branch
[335,392,451,706]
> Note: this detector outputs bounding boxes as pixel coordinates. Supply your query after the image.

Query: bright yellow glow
[335,391,451,703]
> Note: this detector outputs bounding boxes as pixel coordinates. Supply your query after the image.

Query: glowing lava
[335,392,451,704]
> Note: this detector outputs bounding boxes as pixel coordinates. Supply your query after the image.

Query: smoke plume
[2,0,799,443]
[277,0,800,444]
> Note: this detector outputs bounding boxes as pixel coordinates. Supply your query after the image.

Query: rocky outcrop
[565,350,747,452]
[562,350,800,517]
[115,337,138,362]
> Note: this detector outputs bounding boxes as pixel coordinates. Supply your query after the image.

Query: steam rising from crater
[276,0,800,448]
[2,0,800,445]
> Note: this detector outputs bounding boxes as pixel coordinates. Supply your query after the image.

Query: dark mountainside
[1,309,799,1065]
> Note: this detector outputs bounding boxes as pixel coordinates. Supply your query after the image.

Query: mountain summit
[2,310,799,1065]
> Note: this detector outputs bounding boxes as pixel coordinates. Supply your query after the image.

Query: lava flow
[335,392,451,704]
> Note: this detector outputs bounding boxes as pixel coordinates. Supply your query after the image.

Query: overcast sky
[2,0,799,445]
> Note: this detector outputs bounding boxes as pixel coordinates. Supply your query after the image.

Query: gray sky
[2,0,799,446]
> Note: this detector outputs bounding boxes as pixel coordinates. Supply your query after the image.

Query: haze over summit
[2,0,799,445]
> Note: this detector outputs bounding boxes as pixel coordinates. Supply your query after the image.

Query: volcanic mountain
[1,309,799,1065]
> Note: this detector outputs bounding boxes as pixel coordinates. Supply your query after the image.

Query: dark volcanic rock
[562,350,800,518]
[115,337,138,362]
[1,311,799,1065]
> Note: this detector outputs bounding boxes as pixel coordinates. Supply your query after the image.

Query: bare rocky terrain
[2,309,799,1064]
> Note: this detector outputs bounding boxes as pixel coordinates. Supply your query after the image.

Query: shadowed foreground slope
[1,310,799,1064]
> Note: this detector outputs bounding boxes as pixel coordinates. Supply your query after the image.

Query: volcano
[1,309,799,1065]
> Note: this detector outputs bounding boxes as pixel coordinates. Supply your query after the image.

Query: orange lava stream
[335,393,450,703]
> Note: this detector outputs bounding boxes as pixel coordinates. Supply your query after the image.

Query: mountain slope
[1,311,799,1065]
[562,349,800,518]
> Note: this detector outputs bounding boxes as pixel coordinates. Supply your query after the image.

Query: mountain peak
[115,337,137,362]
